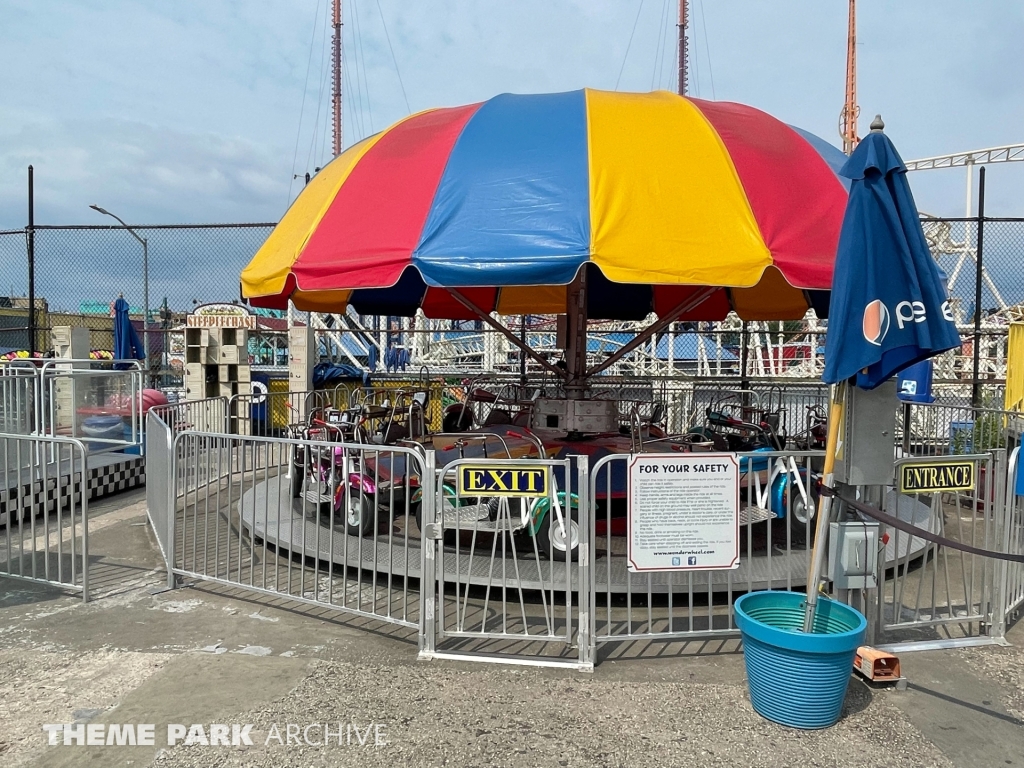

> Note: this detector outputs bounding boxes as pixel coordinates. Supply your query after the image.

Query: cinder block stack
[185,327,251,434]
[288,325,314,425]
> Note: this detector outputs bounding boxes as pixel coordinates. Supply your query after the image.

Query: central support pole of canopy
[565,270,589,400]
[449,282,716,388]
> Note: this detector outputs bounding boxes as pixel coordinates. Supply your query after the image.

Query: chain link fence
[1,218,1022,392]
[0,223,275,371]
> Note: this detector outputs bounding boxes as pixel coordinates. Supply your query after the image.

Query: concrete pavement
[0,487,1020,767]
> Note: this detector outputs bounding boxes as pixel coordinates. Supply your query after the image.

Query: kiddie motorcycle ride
[288,392,429,536]
[688,392,820,540]
[404,424,582,561]
[287,388,579,558]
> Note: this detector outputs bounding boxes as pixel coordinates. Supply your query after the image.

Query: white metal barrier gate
[155,424,427,631]
[873,452,1008,646]
[0,433,90,600]
[420,455,592,670]
[589,450,822,650]
[1000,448,1024,629]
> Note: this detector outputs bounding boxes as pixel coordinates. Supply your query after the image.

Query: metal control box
[834,379,897,486]
[828,520,880,589]
[530,398,618,433]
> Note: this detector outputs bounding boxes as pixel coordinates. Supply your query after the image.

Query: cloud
[1,1,1021,232]
[0,116,291,226]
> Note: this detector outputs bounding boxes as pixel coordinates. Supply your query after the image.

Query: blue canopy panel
[413,91,592,287]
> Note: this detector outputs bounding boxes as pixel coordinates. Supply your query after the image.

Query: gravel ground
[957,641,1024,721]
[0,648,172,766]
[151,660,954,768]
[1,489,1020,767]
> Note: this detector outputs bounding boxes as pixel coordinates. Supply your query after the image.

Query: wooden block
[185,368,204,399]
[218,364,240,382]
[235,365,251,383]
[219,346,240,364]
[854,646,901,682]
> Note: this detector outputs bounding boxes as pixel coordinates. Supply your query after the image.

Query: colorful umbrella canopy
[242,89,849,321]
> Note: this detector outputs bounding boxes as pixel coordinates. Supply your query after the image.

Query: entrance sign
[457,465,550,498]
[628,453,740,572]
[899,460,975,494]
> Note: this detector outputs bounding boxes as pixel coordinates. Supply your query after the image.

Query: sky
[0,1,1021,228]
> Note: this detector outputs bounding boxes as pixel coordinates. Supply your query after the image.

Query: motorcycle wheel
[341,489,375,537]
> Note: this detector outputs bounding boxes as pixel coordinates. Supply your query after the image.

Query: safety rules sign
[627,453,740,572]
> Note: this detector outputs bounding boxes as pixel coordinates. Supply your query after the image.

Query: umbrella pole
[802,380,847,632]
[565,270,588,398]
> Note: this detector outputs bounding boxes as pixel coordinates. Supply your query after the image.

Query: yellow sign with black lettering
[899,461,976,494]
[456,465,550,498]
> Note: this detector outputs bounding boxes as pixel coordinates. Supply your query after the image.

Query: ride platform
[242,475,823,594]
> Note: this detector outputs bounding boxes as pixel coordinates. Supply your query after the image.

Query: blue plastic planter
[735,591,867,729]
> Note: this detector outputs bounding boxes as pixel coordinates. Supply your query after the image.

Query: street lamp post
[89,205,149,373]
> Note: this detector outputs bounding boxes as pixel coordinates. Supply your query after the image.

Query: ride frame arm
[445,288,568,379]
[585,287,717,376]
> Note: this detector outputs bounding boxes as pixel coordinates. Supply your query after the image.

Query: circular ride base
[237,476,933,595]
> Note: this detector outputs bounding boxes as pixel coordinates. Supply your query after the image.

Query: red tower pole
[678,0,689,96]
[332,0,343,157]
[840,0,859,154]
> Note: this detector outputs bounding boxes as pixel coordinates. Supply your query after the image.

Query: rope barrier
[819,484,1024,563]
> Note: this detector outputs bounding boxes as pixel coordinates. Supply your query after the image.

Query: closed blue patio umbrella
[113,295,145,369]
[807,118,961,632]
[822,118,961,388]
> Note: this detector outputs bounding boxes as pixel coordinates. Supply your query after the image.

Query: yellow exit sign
[456,465,550,498]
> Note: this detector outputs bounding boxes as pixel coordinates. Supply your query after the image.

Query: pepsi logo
[862,299,890,346]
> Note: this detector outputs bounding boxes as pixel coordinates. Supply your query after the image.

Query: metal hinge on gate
[423,523,442,541]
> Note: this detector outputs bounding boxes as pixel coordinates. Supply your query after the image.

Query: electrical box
[51,326,91,434]
[51,326,90,361]
[828,520,880,589]
[834,379,897,486]
[530,397,618,433]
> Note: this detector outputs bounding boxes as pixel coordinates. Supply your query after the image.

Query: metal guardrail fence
[589,450,822,647]
[897,400,1023,457]
[1001,447,1024,627]
[145,412,174,575]
[149,396,228,436]
[166,429,426,630]
[1,363,37,435]
[0,433,90,600]
[142,401,1024,666]
[872,452,1005,646]
[40,366,143,453]
[423,454,591,670]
